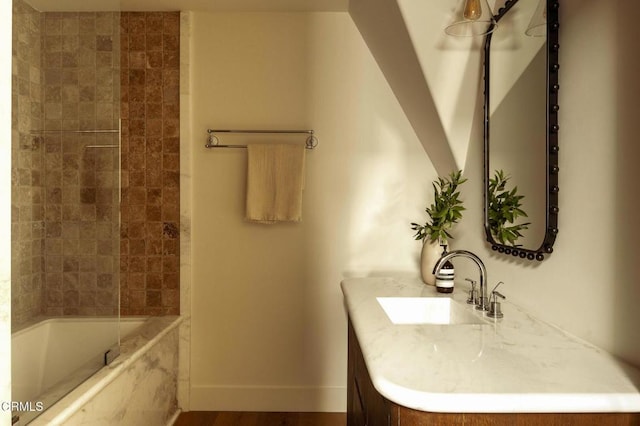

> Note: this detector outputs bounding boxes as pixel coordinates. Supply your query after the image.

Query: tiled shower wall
[11,7,180,326]
[119,12,180,315]
[11,0,44,327]
[40,11,121,317]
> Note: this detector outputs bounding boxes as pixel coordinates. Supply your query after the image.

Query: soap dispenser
[435,245,455,293]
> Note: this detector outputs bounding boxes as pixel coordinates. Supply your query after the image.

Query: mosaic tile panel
[120,12,180,315]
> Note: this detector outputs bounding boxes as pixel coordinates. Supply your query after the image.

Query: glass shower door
[10,3,122,423]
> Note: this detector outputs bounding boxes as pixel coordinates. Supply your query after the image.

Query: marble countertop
[341,276,640,413]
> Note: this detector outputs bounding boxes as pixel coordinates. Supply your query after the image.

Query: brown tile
[120,12,130,34]
[129,85,145,102]
[129,13,146,34]
[146,13,163,32]
[129,102,146,120]
[129,68,146,86]
[63,290,79,307]
[129,256,146,272]
[96,256,114,273]
[129,204,146,222]
[147,69,163,87]
[163,272,179,289]
[146,290,161,307]
[162,256,178,273]
[162,289,179,308]
[146,205,161,221]
[146,33,162,51]
[120,289,129,307]
[146,103,162,119]
[79,291,96,307]
[162,222,179,239]
[129,171,146,186]
[94,12,112,34]
[129,119,145,136]
[62,15,79,35]
[163,171,180,188]
[146,167,162,187]
[98,273,114,289]
[163,33,179,52]
[45,15,63,35]
[163,50,179,69]
[129,51,145,69]
[96,290,115,307]
[146,119,162,137]
[129,33,146,52]
[128,222,146,238]
[129,239,146,256]
[145,222,163,239]
[162,137,179,153]
[163,13,179,35]
[120,238,129,257]
[96,35,113,52]
[129,289,145,307]
[147,188,162,205]
[147,256,162,272]
[128,187,146,204]
[162,203,179,222]
[163,102,180,119]
[162,119,179,138]
[129,272,145,289]
[146,239,162,255]
[147,307,165,316]
[163,239,178,256]
[96,204,114,221]
[146,85,162,103]
[146,51,163,68]
[146,273,162,289]
[129,137,146,154]
[97,239,113,255]
[163,87,179,105]
[80,187,96,204]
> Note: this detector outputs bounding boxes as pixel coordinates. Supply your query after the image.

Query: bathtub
[11,316,181,425]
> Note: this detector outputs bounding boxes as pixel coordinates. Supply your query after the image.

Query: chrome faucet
[433,250,489,312]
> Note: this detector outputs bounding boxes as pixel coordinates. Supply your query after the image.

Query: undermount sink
[376,297,485,325]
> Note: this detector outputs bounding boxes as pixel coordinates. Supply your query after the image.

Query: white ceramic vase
[420,240,441,285]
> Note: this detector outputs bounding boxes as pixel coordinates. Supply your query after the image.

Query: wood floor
[174,411,346,426]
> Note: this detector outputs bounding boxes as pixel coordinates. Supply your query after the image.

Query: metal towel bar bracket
[205,128,318,150]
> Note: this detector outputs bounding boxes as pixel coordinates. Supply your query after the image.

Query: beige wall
[188,11,437,411]
[455,0,640,367]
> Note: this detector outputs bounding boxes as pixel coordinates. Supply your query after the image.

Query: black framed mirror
[483,0,559,261]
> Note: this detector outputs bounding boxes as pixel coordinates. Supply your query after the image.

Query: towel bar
[205,129,318,150]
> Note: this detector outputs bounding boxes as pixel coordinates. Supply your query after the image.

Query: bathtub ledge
[30,315,183,425]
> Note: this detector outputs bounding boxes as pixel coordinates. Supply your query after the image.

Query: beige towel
[246,143,306,223]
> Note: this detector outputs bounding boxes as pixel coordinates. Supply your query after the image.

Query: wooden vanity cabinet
[347,319,640,426]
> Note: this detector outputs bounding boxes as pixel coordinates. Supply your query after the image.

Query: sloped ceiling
[397,0,486,172]
[349,0,457,176]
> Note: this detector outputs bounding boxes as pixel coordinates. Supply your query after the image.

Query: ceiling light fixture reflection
[525,0,547,37]
[445,0,497,37]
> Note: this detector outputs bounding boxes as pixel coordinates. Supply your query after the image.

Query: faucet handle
[465,278,478,305]
[487,281,505,319]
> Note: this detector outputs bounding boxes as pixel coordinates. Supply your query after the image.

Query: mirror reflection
[485,0,558,260]
[487,0,548,251]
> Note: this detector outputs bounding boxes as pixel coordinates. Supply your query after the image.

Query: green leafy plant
[488,170,530,246]
[411,170,467,244]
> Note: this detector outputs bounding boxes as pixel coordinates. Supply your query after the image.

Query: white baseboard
[190,385,347,412]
